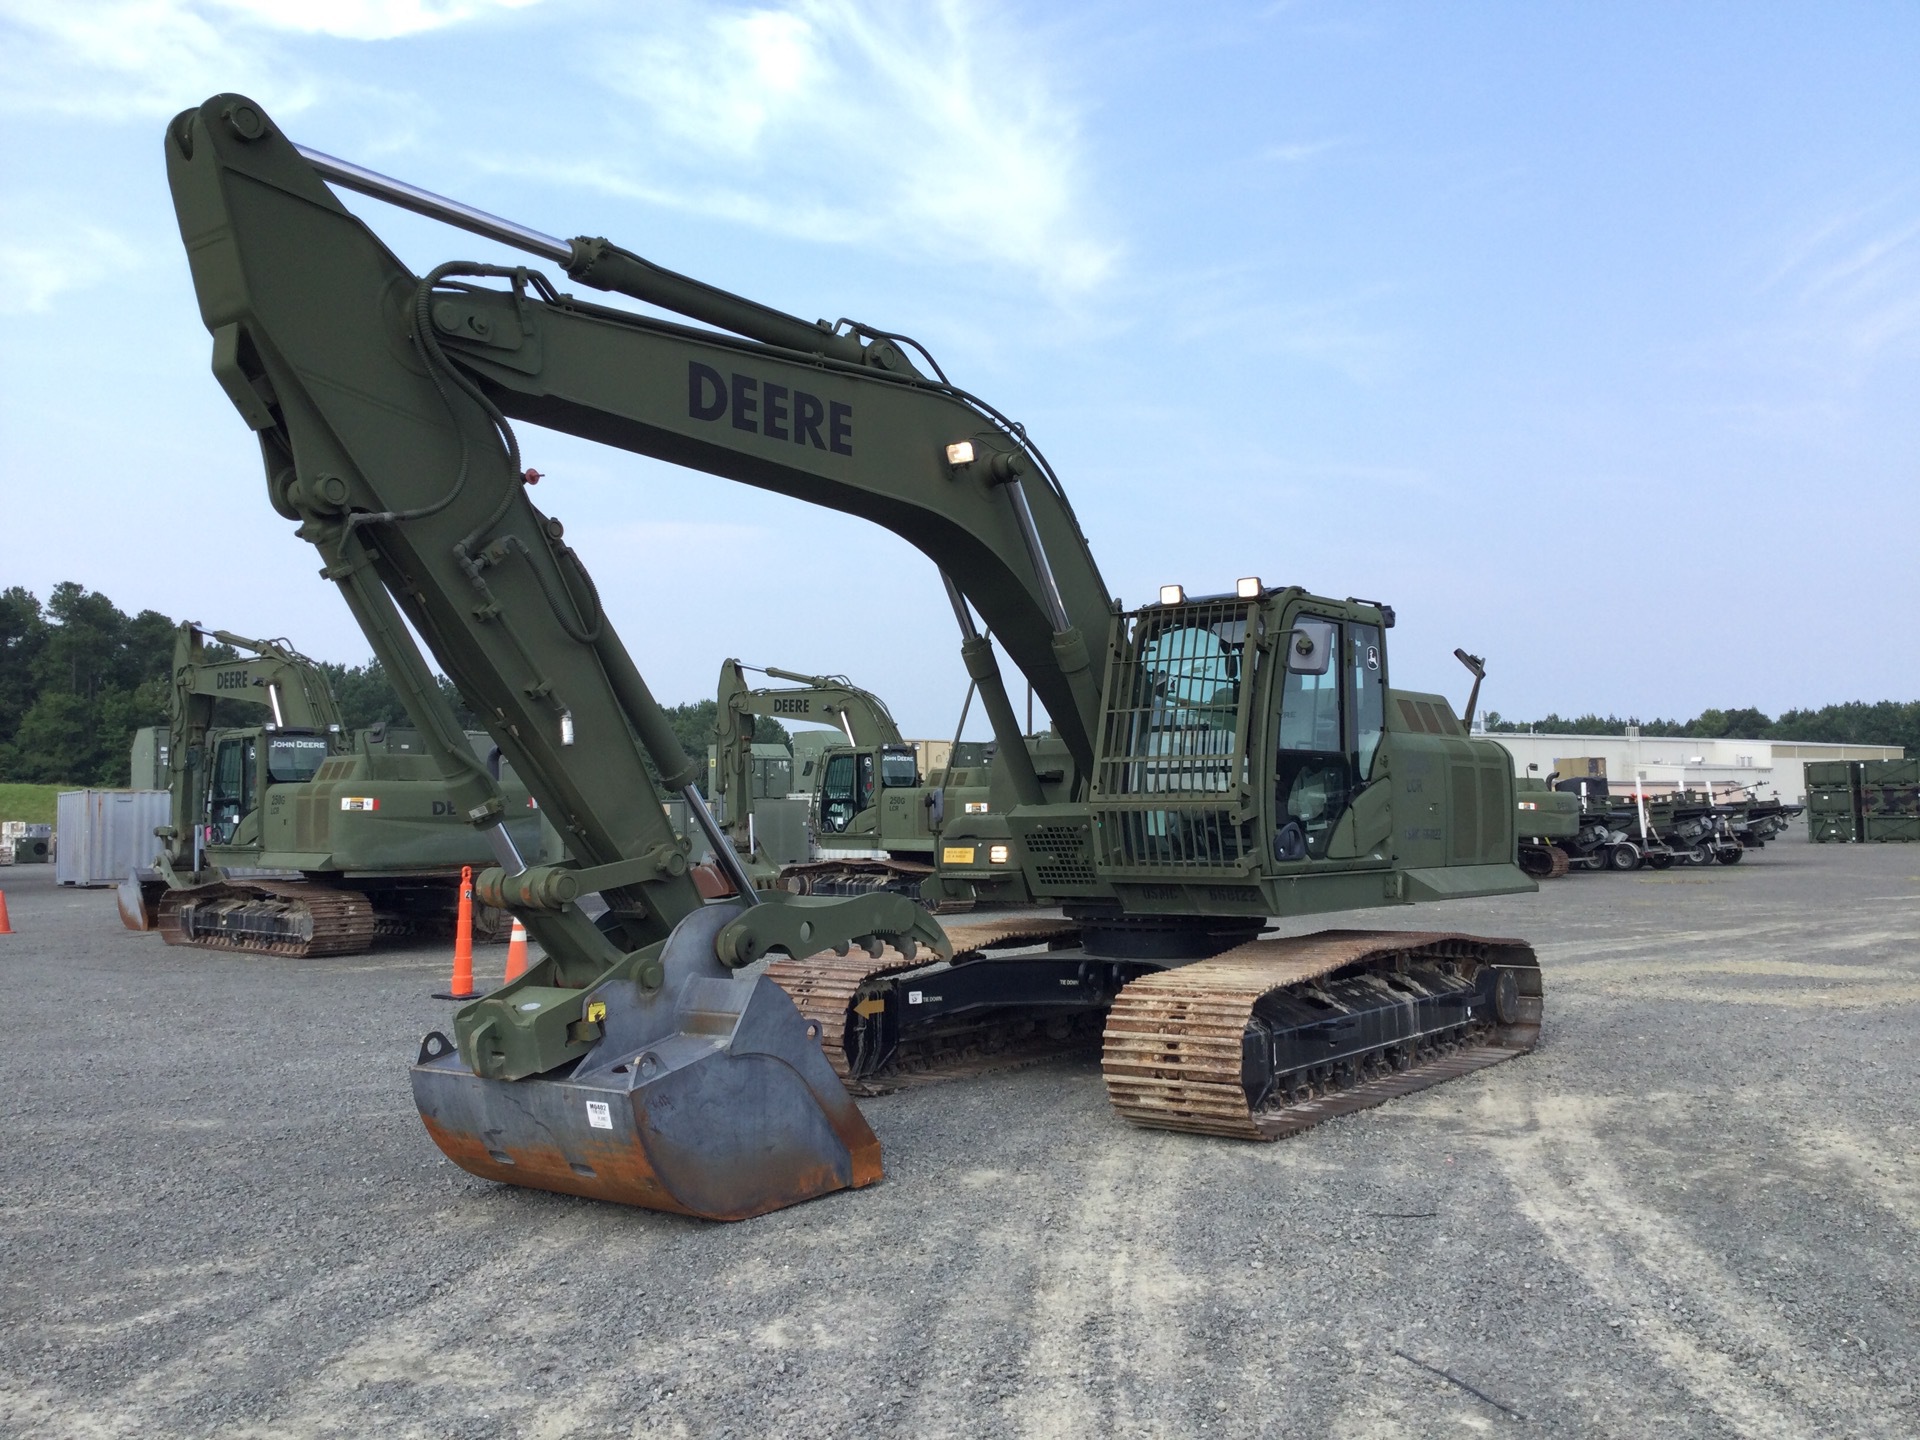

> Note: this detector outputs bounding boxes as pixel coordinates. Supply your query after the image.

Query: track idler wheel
[410,904,881,1221]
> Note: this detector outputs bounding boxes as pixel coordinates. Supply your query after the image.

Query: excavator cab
[204,727,332,849]
[818,744,918,834]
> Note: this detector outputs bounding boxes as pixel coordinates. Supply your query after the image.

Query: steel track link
[765,917,1085,1087]
[1519,843,1571,879]
[1101,930,1543,1140]
[156,880,377,958]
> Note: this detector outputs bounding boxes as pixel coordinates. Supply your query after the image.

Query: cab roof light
[1236,576,1262,599]
[1159,584,1185,605]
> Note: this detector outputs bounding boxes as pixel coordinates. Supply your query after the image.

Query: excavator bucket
[118,871,163,932]
[410,905,881,1220]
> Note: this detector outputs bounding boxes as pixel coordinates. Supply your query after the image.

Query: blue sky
[2,1,1916,739]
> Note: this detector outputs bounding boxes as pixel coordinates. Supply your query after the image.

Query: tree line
[1480,704,1920,753]
[7,584,1905,786]
[0,585,779,790]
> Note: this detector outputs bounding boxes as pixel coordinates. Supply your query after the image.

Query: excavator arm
[166,95,960,1219]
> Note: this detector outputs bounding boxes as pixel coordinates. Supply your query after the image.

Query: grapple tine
[411,905,880,1220]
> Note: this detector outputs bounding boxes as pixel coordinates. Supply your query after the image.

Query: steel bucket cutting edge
[410,904,881,1220]
[118,871,161,932]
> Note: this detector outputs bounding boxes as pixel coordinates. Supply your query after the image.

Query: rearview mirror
[1286,621,1335,676]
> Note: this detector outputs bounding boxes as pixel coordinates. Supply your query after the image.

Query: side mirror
[1286,621,1335,676]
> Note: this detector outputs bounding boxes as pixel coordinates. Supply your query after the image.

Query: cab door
[206,735,248,845]
[1328,622,1391,859]
[818,750,877,837]
[1271,617,1391,863]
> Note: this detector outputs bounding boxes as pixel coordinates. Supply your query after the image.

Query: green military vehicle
[1512,775,1579,877]
[120,623,549,955]
[713,659,940,897]
[167,95,1545,1219]
[715,659,1055,909]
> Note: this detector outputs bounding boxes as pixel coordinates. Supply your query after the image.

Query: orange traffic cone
[433,865,478,1000]
[0,889,12,936]
[503,916,530,983]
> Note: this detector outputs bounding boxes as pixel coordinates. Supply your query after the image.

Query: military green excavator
[715,660,1056,909]
[165,94,1544,1221]
[120,621,550,953]
[713,659,938,897]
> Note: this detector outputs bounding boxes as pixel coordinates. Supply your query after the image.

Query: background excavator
[120,621,550,953]
[715,660,1058,910]
[165,94,1544,1222]
[715,658,956,900]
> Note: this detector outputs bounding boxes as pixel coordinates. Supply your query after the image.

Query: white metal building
[1477,729,1901,806]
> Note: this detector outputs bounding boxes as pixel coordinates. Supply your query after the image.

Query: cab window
[208,736,257,845]
[267,735,329,783]
[880,748,918,787]
[1274,619,1350,861]
[1349,623,1385,778]
[821,753,857,832]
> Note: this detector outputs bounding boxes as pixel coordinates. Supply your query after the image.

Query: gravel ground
[0,840,1916,1439]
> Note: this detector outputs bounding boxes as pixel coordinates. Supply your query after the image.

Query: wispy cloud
[1757,185,1920,366]
[533,0,1116,295]
[0,0,538,120]
[212,0,540,41]
[0,224,139,315]
[0,1,281,120]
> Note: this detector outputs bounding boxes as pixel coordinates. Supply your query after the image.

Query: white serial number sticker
[584,1101,613,1130]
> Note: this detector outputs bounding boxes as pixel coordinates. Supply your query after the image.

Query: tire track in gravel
[1008,1140,1200,1440]
[0,1202,616,1440]
[1476,1093,1906,1440]
[1788,1126,1920,1233]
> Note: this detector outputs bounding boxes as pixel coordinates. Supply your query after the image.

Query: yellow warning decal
[852,998,886,1018]
[942,846,977,865]
[585,1000,607,1023]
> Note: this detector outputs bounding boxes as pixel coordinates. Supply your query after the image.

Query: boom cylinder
[295,145,866,364]
[942,575,1043,806]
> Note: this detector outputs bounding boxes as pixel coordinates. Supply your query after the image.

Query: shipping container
[1861,783,1919,818]
[54,789,170,887]
[129,726,172,790]
[1865,815,1920,843]
[1803,760,1861,790]
[1808,813,1860,844]
[1860,757,1920,786]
